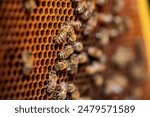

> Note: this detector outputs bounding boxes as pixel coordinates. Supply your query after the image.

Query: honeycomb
[0,0,148,99]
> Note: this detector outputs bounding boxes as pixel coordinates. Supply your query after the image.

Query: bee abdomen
[58,45,74,59]
[54,31,67,44]
[75,2,87,14]
[54,60,70,71]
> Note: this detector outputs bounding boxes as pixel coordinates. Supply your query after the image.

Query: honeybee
[73,42,83,52]
[113,0,124,13]
[104,74,128,95]
[23,0,37,13]
[54,29,68,44]
[56,82,68,100]
[69,20,82,31]
[71,89,80,100]
[129,63,146,82]
[67,28,77,44]
[98,13,113,23]
[58,45,74,59]
[86,61,106,75]
[22,50,33,75]
[88,47,103,59]
[112,46,135,68]
[109,28,120,38]
[59,82,68,92]
[77,52,89,64]
[93,74,104,87]
[80,10,91,21]
[54,60,70,71]
[46,81,57,94]
[113,16,133,33]
[75,2,87,14]
[83,13,98,35]
[48,70,57,82]
[96,0,108,6]
[46,71,57,94]
[95,28,110,46]
[80,1,95,21]
[68,54,79,74]
[67,83,76,93]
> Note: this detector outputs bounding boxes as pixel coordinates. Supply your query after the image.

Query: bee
[69,20,82,31]
[113,16,126,33]
[104,74,128,95]
[22,50,33,75]
[71,89,80,100]
[88,47,103,59]
[46,81,57,94]
[48,70,57,82]
[67,28,77,44]
[54,60,70,71]
[95,28,110,46]
[67,83,76,93]
[93,74,104,87]
[77,52,89,64]
[56,82,68,100]
[86,61,106,75]
[129,63,146,82]
[46,70,57,94]
[68,54,79,74]
[109,28,120,38]
[54,31,67,44]
[80,10,91,21]
[96,0,108,6]
[59,82,68,92]
[98,13,113,23]
[80,1,95,21]
[113,0,124,13]
[54,27,68,44]
[23,0,37,13]
[58,45,74,59]
[113,16,133,33]
[73,42,83,52]
[112,46,135,68]
[83,13,98,35]
[75,2,87,14]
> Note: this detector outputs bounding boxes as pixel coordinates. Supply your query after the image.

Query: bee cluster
[45,20,86,100]
[46,70,80,100]
[54,20,83,75]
